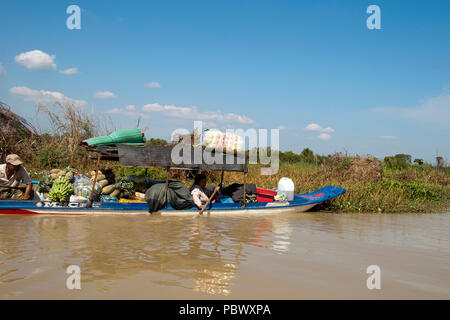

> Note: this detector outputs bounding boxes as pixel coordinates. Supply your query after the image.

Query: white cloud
[304,123,321,131]
[14,50,57,72]
[380,135,396,140]
[145,82,161,88]
[318,133,332,141]
[277,125,288,130]
[372,94,450,125]
[304,123,335,133]
[104,106,147,118]
[142,102,254,124]
[93,91,117,99]
[305,123,335,140]
[59,67,78,75]
[10,86,87,107]
[0,63,6,77]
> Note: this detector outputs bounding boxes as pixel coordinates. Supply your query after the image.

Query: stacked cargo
[36,167,146,203]
[203,130,243,153]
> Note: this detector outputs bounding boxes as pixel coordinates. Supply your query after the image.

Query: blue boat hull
[0,186,346,216]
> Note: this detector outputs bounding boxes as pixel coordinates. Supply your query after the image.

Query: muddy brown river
[0,212,449,299]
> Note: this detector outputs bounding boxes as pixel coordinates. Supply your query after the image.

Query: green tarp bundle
[145,181,195,213]
[82,128,146,147]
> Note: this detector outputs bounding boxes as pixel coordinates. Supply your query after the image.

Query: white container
[277,177,295,201]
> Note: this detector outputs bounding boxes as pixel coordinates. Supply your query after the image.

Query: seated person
[190,174,234,209]
[190,174,215,210]
[0,154,34,200]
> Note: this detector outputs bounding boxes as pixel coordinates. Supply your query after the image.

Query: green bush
[36,144,71,168]
[115,167,167,179]
[300,148,315,163]
[404,181,440,201]
[146,138,168,146]
[279,151,302,163]
[384,154,412,170]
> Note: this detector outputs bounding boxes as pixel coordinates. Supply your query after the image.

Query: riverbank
[208,159,450,214]
[26,156,449,213]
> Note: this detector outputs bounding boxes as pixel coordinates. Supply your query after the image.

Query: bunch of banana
[48,177,74,202]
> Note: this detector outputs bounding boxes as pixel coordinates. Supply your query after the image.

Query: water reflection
[1,212,449,298]
[0,214,292,296]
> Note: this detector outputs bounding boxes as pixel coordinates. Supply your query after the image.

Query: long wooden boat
[0,186,345,216]
[0,144,346,216]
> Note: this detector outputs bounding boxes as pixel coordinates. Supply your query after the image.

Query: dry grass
[1,101,104,171]
[0,101,40,164]
[35,102,100,170]
[203,158,449,213]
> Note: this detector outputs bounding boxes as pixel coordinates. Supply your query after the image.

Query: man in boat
[0,154,34,200]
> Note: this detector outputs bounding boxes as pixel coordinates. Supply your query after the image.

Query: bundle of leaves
[37,175,53,193]
[115,177,135,196]
[64,166,77,174]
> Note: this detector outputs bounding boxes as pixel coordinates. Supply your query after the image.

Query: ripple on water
[0,212,449,298]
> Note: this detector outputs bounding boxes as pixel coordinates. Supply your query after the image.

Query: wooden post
[219,170,224,187]
[242,172,246,208]
[87,153,101,208]
[165,167,169,189]
[165,167,169,208]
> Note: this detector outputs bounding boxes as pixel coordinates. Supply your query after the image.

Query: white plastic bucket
[277,177,294,201]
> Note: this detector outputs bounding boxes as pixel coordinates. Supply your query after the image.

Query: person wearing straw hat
[0,154,33,200]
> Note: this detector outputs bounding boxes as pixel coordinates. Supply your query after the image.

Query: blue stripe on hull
[0,186,346,213]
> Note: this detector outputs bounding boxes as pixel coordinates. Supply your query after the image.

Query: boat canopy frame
[85,144,249,209]
[91,144,248,172]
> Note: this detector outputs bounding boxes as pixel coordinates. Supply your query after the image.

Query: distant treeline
[146,138,448,170]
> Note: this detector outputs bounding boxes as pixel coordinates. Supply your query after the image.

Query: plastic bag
[73,175,102,200]
[36,191,46,201]
[100,195,119,203]
[274,192,287,202]
[203,130,243,152]
[70,195,88,202]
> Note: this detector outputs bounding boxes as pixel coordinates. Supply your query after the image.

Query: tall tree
[300,148,315,164]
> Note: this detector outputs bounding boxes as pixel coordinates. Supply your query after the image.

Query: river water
[0,212,449,299]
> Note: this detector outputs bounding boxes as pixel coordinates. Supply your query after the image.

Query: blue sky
[1,0,449,163]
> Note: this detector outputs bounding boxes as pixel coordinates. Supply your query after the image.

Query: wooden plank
[243,172,246,208]
[90,146,120,160]
[117,145,248,172]
[87,153,101,208]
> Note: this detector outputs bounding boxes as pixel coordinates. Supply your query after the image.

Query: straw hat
[6,154,23,166]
